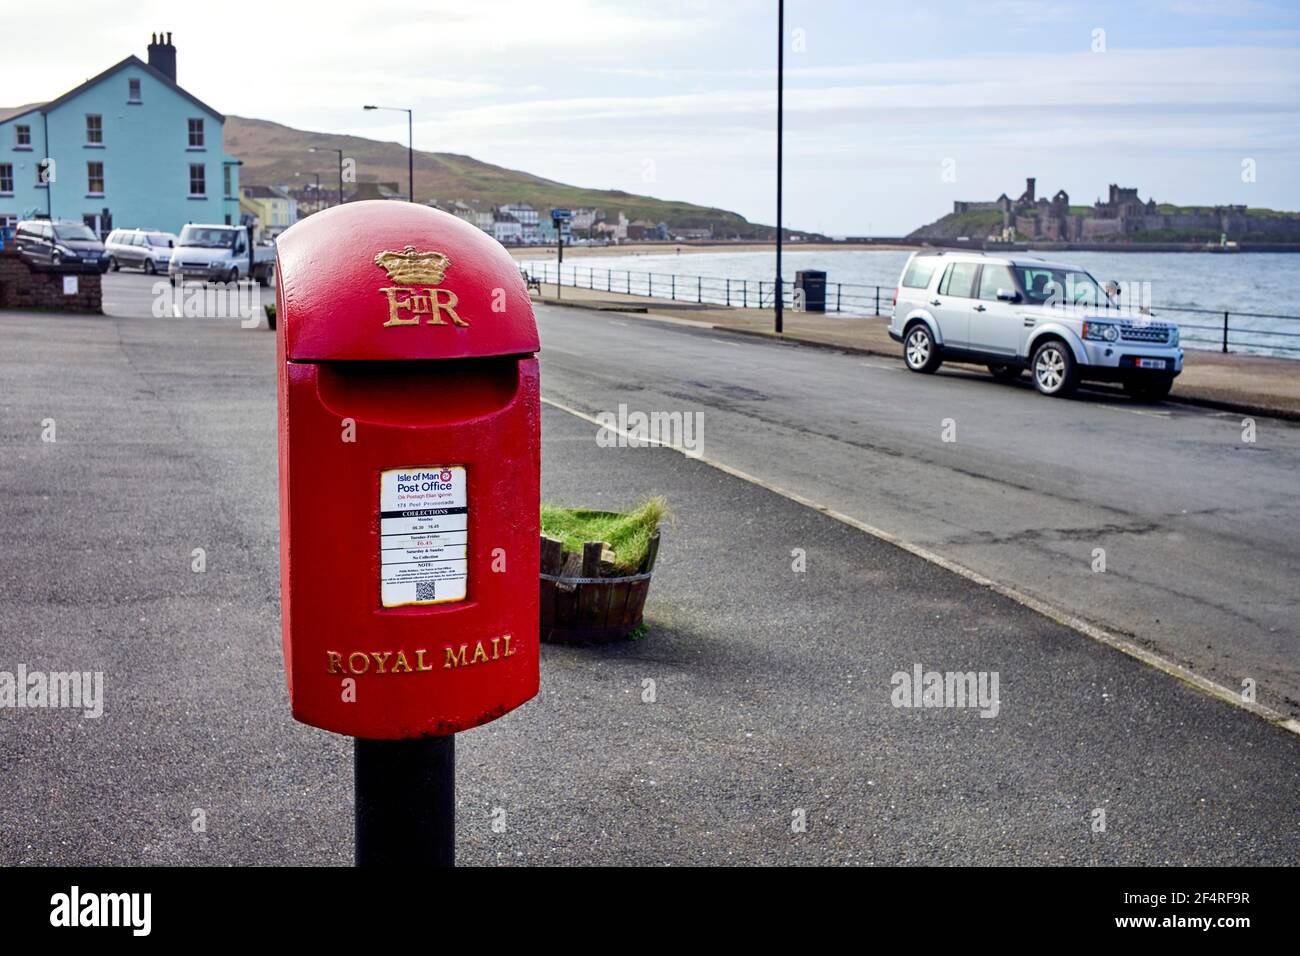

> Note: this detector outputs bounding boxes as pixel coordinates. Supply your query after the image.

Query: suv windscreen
[178,226,235,249]
[901,258,937,289]
[54,224,98,242]
[938,261,978,298]
[1015,266,1105,307]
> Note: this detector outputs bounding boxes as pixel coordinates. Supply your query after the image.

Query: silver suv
[889,252,1183,400]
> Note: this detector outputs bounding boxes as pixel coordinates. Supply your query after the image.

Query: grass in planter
[540,496,667,573]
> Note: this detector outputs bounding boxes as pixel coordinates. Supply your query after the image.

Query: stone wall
[0,247,103,314]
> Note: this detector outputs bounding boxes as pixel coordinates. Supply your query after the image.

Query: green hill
[907,209,1003,240]
[225,116,772,238]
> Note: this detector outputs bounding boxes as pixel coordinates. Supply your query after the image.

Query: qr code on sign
[416,581,437,601]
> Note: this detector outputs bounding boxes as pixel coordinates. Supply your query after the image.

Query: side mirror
[996,288,1018,302]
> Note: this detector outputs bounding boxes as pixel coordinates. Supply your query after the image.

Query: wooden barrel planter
[540,528,660,644]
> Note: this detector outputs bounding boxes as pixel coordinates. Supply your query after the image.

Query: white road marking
[1096,404,1172,419]
[542,394,1300,739]
[542,346,586,358]
[860,361,900,371]
[709,338,742,347]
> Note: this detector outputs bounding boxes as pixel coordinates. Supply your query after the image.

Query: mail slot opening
[313,357,523,427]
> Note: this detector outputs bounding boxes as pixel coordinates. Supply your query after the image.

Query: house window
[86,115,103,145]
[15,124,31,148]
[223,165,232,198]
[87,161,104,195]
[37,159,52,185]
[0,163,13,194]
[188,118,205,149]
[128,78,141,102]
[189,163,206,196]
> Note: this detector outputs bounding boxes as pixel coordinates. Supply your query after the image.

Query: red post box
[275,200,540,740]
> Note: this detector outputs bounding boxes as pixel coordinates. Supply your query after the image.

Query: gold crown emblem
[373,245,451,285]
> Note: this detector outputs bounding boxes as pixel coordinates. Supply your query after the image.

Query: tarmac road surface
[532,300,1300,720]
[0,294,1294,864]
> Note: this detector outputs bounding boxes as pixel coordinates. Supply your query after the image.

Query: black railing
[520,261,1300,357]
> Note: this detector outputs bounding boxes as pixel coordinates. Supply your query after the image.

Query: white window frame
[0,163,13,195]
[188,163,206,197]
[187,118,205,149]
[128,77,142,103]
[85,114,103,146]
[87,161,105,196]
[14,124,32,149]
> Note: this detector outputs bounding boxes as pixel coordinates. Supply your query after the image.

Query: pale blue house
[0,34,241,237]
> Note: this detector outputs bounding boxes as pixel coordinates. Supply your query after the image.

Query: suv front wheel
[1031,339,1080,397]
[903,324,942,374]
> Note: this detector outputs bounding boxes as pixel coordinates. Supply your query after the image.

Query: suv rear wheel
[1031,339,1079,397]
[903,324,942,374]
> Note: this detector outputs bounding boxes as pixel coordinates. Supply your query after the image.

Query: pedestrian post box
[275,200,540,740]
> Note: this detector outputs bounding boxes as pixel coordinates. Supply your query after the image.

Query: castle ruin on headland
[951,178,1296,242]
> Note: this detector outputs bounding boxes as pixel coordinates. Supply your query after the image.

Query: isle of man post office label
[379,466,468,607]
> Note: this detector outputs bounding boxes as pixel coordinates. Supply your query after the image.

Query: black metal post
[775,0,784,334]
[556,221,563,301]
[354,735,455,867]
[42,112,52,219]
[246,224,254,280]
[1222,311,1229,353]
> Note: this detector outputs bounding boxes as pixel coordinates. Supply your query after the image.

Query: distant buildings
[498,203,539,243]
[345,181,405,203]
[420,198,700,245]
[0,33,242,236]
[239,184,296,237]
[491,211,522,244]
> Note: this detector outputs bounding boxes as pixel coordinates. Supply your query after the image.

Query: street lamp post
[363,105,414,203]
[775,0,785,335]
[309,147,345,206]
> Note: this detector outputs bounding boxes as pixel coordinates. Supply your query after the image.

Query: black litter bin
[794,270,827,313]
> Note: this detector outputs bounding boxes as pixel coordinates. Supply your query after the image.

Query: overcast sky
[3,0,1298,234]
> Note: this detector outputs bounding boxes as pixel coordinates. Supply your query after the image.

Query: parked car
[105,229,177,274]
[13,219,111,273]
[167,224,275,285]
[889,252,1183,400]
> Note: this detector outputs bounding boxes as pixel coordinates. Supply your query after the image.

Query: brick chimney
[147,32,177,83]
